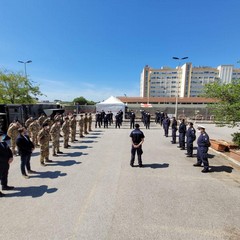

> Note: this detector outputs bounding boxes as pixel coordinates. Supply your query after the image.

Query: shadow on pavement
[80,140,97,143]
[32,152,40,157]
[143,163,169,169]
[208,153,215,159]
[210,165,233,173]
[62,152,85,157]
[48,160,82,167]
[85,136,100,139]
[89,133,102,135]
[71,146,93,149]
[5,185,58,198]
[30,171,67,179]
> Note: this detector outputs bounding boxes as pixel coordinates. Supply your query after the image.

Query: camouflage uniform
[84,113,89,135]
[50,122,61,156]
[38,115,47,127]
[7,123,20,155]
[38,127,50,165]
[62,117,70,148]
[25,117,34,128]
[79,115,84,138]
[69,116,77,143]
[28,120,40,147]
[88,113,92,132]
[42,118,53,128]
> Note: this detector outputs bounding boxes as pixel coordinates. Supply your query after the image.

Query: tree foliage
[0,70,43,104]
[203,80,240,127]
[73,96,95,105]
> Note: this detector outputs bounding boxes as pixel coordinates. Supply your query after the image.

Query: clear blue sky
[1,0,240,102]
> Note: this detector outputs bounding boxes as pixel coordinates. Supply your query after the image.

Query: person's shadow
[5,185,57,198]
[30,171,67,179]
[71,146,93,149]
[142,163,169,169]
[48,160,82,167]
[62,152,85,157]
[210,165,233,173]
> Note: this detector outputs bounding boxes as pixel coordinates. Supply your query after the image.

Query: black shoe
[45,159,53,163]
[180,148,185,150]
[41,162,46,166]
[0,191,5,197]
[186,155,193,158]
[130,164,134,167]
[193,163,202,167]
[2,185,14,191]
[28,170,37,174]
[67,145,71,147]
[139,165,143,168]
[52,154,58,157]
[74,139,78,141]
[202,168,209,173]
[57,151,63,154]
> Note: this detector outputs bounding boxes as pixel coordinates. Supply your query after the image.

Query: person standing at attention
[130,124,145,168]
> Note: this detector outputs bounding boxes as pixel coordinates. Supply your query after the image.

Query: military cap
[197,125,205,129]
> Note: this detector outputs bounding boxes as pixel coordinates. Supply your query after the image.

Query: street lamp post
[18,60,32,78]
[172,56,188,119]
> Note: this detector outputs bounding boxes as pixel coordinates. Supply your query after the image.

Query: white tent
[96,96,125,118]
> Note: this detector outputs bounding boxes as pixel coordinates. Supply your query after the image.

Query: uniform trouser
[197,146,209,169]
[32,134,38,146]
[10,138,17,154]
[88,123,92,131]
[145,122,150,129]
[172,129,177,143]
[130,146,143,166]
[130,120,135,129]
[20,154,31,175]
[40,146,49,163]
[179,133,185,149]
[52,139,60,154]
[115,121,120,128]
[104,121,108,128]
[71,129,76,142]
[95,121,101,128]
[63,135,69,147]
[84,125,88,134]
[163,125,169,136]
[187,141,194,156]
[0,163,9,187]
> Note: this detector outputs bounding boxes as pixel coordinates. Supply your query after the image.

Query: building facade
[140,63,240,98]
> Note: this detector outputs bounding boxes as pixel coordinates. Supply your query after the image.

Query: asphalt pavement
[0,122,240,240]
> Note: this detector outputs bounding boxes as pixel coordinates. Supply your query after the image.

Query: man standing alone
[130,124,145,167]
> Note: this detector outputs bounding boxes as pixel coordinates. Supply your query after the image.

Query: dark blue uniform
[197,132,210,170]
[130,128,145,167]
[163,117,170,137]
[179,122,186,149]
[130,112,135,129]
[171,119,178,143]
[186,127,196,156]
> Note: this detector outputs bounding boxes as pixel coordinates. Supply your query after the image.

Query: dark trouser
[0,163,9,187]
[130,120,135,129]
[20,154,31,175]
[163,125,169,136]
[104,121,108,128]
[115,121,120,128]
[172,129,177,143]
[197,146,209,170]
[130,146,143,166]
[187,141,193,156]
[179,133,185,149]
[145,122,150,129]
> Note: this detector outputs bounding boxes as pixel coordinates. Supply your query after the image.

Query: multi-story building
[140,63,240,98]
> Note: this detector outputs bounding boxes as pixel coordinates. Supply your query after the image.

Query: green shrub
[232,132,240,147]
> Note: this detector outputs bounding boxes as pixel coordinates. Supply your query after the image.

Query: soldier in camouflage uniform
[62,116,70,148]
[69,114,77,143]
[25,117,34,129]
[50,120,62,156]
[28,119,40,147]
[88,113,92,132]
[42,117,53,128]
[84,113,89,135]
[79,114,84,138]
[7,122,21,155]
[37,123,51,166]
[38,114,47,128]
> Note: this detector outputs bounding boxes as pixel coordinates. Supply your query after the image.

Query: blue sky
[0,0,240,102]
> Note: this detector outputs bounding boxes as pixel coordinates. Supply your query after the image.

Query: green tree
[73,96,95,105]
[0,70,43,104]
[203,80,240,127]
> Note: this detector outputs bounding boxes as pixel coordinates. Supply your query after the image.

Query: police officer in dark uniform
[178,119,186,150]
[130,110,136,129]
[193,125,210,173]
[186,122,196,157]
[171,117,178,144]
[130,124,145,167]
[162,114,170,137]
[0,131,14,197]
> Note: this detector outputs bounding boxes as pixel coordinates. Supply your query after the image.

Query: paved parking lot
[0,122,240,240]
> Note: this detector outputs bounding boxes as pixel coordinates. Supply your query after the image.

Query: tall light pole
[172,56,188,119]
[18,60,32,78]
